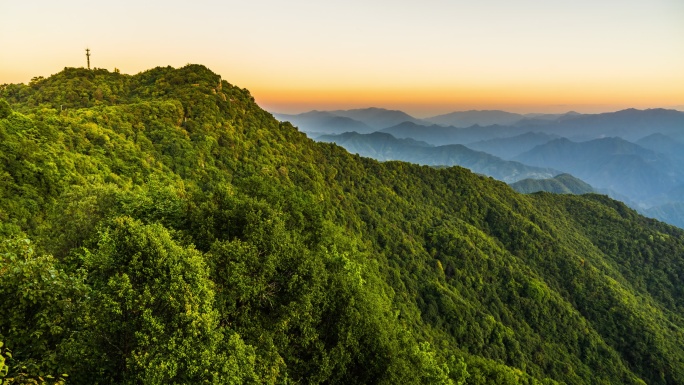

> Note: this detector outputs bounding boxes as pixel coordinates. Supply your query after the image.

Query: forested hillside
[1,65,683,384]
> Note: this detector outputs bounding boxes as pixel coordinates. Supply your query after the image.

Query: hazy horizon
[2,1,683,117]
[267,104,684,119]
[4,62,682,117]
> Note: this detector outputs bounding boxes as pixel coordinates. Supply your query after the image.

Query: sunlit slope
[1,65,683,384]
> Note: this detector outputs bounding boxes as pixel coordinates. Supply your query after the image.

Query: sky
[1,0,683,117]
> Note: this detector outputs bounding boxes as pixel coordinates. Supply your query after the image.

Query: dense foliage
[1,65,683,384]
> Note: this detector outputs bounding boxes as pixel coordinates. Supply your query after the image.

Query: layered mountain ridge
[318,131,559,182]
[276,106,684,227]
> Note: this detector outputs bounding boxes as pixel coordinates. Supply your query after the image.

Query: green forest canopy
[1,65,683,384]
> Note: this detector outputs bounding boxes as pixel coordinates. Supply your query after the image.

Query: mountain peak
[426,109,524,127]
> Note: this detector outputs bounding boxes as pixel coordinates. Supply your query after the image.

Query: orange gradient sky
[1,0,683,117]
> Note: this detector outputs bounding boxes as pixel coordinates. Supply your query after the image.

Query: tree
[64,216,257,384]
[0,237,76,384]
[0,99,11,119]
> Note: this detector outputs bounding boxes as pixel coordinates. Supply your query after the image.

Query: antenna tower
[86,48,91,69]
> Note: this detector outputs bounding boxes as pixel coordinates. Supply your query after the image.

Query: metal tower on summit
[86,48,91,69]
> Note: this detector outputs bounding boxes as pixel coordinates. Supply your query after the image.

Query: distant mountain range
[381,109,684,144]
[276,107,684,143]
[536,108,684,142]
[423,110,581,127]
[318,132,559,183]
[425,110,525,127]
[272,111,375,135]
[636,133,684,164]
[274,106,684,228]
[273,108,427,135]
[466,132,559,160]
[514,137,684,203]
[328,107,428,129]
[510,173,596,195]
[644,202,684,229]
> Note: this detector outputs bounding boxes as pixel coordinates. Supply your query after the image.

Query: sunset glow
[2,0,683,116]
